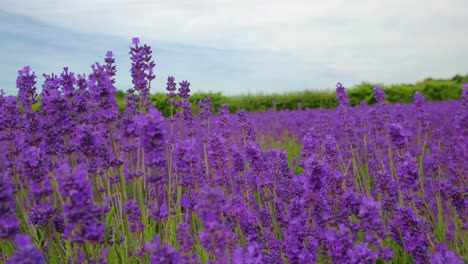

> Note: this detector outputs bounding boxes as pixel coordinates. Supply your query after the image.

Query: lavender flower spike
[16,66,38,112]
[7,234,45,264]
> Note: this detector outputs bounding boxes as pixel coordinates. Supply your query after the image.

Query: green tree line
[31,74,468,114]
[125,74,467,116]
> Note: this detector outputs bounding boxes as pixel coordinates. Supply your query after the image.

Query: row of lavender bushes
[1,38,467,263]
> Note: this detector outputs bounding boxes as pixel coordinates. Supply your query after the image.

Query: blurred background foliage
[32,74,468,115]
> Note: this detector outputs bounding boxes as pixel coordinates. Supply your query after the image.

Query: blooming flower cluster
[0,38,467,263]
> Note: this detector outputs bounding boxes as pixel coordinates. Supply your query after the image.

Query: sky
[0,0,467,96]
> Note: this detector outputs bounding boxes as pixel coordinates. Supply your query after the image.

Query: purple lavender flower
[397,151,421,192]
[28,203,57,228]
[303,154,328,193]
[72,125,109,173]
[237,110,256,143]
[0,171,20,240]
[342,189,360,216]
[373,86,387,103]
[16,66,38,112]
[300,128,319,166]
[104,51,117,81]
[413,90,425,106]
[413,90,432,134]
[390,206,431,264]
[336,82,350,106]
[199,226,236,259]
[57,164,108,244]
[129,38,156,108]
[41,73,60,100]
[175,139,201,189]
[372,162,399,212]
[347,242,379,264]
[194,188,233,258]
[389,123,408,149]
[20,147,53,202]
[124,199,145,232]
[176,224,194,253]
[88,62,119,122]
[148,202,169,222]
[322,224,355,263]
[7,234,45,264]
[194,187,227,226]
[53,216,65,233]
[209,136,231,185]
[75,73,88,90]
[147,235,180,264]
[454,84,468,139]
[0,216,20,240]
[178,80,191,99]
[429,243,464,264]
[244,141,267,188]
[166,76,177,99]
[199,98,213,130]
[60,67,76,98]
[283,202,317,263]
[324,133,339,165]
[358,196,382,227]
[230,244,263,264]
[136,106,167,184]
[178,100,196,138]
[357,196,389,252]
[459,83,467,108]
[40,75,76,155]
[217,104,231,139]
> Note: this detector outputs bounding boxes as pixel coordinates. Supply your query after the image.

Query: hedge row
[32,74,468,115]
[129,74,467,116]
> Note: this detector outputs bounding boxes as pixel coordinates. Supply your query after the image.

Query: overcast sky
[1,0,467,95]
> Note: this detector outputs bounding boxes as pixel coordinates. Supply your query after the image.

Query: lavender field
[1,38,467,264]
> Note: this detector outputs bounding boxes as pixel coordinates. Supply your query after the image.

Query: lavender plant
[0,38,467,264]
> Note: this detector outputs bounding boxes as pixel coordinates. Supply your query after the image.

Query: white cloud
[2,0,467,50]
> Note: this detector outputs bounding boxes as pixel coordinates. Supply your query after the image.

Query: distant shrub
[34,74,466,115]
